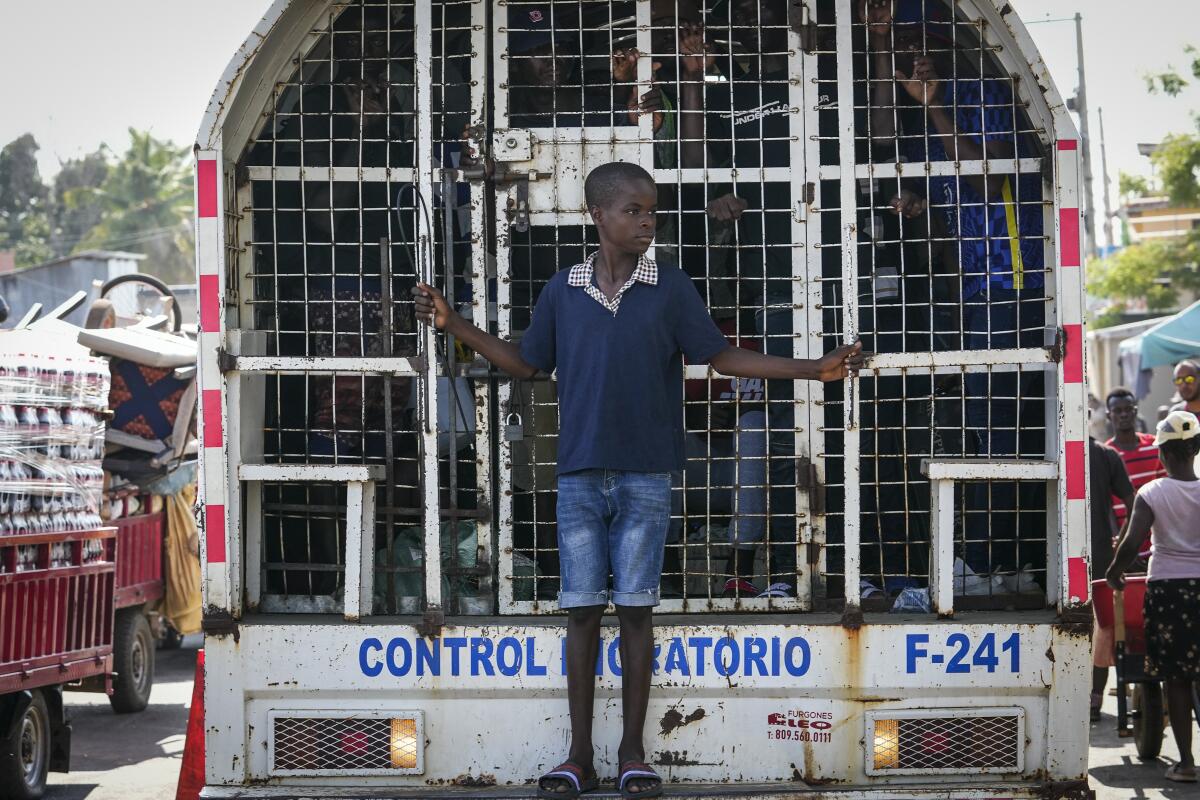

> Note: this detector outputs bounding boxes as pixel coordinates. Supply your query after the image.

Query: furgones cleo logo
[767,710,833,730]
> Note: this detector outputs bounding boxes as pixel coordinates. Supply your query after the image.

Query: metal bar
[230,357,423,374]
[921,459,1058,482]
[817,158,1044,181]
[834,0,862,613]
[343,480,365,621]
[239,464,386,482]
[790,8,816,610]
[415,0,444,618]
[468,0,494,614]
[243,166,416,183]
[380,237,397,616]
[928,478,955,616]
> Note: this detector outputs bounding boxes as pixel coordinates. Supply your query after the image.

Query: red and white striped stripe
[1054,138,1089,606]
[195,151,231,610]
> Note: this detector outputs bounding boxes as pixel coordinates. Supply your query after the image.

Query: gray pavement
[1091,686,1200,800]
[45,634,201,800]
[41,643,1199,798]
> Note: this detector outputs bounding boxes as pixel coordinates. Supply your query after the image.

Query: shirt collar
[567,252,658,288]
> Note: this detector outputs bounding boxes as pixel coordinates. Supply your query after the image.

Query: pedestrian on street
[1088,435,1135,721]
[1170,360,1200,416]
[1107,410,1200,784]
[1106,388,1166,545]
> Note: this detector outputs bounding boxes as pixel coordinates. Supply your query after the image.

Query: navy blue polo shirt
[519,255,729,475]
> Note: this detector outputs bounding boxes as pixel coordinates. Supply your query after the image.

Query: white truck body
[194,0,1093,796]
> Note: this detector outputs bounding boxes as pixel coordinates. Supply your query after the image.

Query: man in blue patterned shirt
[863,0,1046,459]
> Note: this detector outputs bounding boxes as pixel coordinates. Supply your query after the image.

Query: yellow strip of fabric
[1000,176,1025,291]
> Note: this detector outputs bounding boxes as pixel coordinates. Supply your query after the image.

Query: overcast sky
[1,0,1196,248]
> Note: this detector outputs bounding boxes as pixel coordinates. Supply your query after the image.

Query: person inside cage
[506,3,649,129]
[671,321,776,599]
[861,0,1047,457]
[631,0,807,597]
[860,0,1049,577]
[1107,410,1200,784]
[413,162,863,798]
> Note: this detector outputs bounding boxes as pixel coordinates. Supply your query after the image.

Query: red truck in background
[0,290,183,800]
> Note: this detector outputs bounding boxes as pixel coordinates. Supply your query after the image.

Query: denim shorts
[556,469,672,609]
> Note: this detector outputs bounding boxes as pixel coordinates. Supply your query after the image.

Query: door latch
[789,2,819,53]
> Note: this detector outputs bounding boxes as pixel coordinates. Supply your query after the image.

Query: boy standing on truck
[413,162,862,798]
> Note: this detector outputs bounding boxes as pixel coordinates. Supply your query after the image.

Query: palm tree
[69,129,195,284]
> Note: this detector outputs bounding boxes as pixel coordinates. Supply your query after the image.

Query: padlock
[504,412,524,442]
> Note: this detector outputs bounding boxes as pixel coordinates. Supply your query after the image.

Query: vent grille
[269,711,423,775]
[868,708,1023,775]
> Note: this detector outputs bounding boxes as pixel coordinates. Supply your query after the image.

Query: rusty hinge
[806,540,822,566]
[418,606,444,639]
[841,605,864,630]
[1048,326,1067,363]
[804,182,816,205]
[216,348,237,373]
[201,607,241,644]
[789,1,819,53]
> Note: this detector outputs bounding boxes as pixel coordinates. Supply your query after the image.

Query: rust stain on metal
[1045,646,1056,663]
[1039,778,1094,800]
[659,705,707,736]
[453,772,497,787]
[653,751,705,767]
[840,606,863,630]
[201,606,240,643]
[1054,610,1091,635]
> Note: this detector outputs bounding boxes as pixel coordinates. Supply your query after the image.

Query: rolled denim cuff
[610,588,660,608]
[557,590,610,609]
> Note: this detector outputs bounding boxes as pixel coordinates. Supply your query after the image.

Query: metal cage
[197,0,1087,622]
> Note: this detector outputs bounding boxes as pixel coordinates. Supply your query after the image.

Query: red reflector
[340,730,370,753]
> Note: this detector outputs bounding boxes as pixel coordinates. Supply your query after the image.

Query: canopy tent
[1119,300,1200,371]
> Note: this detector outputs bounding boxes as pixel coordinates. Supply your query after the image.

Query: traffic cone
[176,648,205,800]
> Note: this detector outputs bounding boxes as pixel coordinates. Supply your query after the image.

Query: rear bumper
[201,779,1090,800]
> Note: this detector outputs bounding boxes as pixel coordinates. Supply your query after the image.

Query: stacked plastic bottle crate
[0,351,108,568]
[0,342,115,688]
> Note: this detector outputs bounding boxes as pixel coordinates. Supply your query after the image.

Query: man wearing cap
[1108,410,1200,783]
[506,4,600,128]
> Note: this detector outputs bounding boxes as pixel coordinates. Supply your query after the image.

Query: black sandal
[618,760,663,799]
[537,760,599,799]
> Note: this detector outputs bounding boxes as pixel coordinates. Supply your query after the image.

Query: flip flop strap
[542,764,583,790]
[619,763,660,790]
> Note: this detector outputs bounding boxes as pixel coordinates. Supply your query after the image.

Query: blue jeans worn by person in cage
[555,469,672,609]
[670,410,769,547]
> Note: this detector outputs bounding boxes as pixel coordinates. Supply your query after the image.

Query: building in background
[1120,142,1200,248]
[0,250,144,327]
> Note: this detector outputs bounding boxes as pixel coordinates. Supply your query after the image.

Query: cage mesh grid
[233,0,1061,617]
[240,0,489,615]
[272,715,420,773]
[870,712,1021,772]
[496,0,815,611]
[813,0,1053,606]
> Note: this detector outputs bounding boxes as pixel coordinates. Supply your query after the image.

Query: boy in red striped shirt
[1105,388,1166,549]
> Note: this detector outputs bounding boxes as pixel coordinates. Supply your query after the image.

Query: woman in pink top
[1108,410,1200,783]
